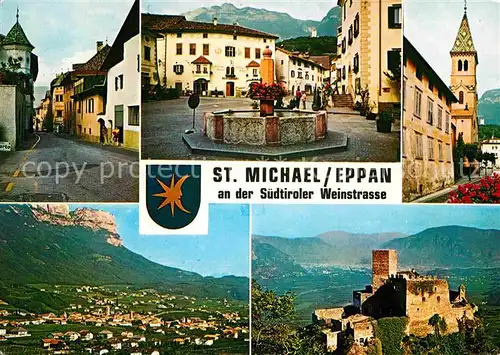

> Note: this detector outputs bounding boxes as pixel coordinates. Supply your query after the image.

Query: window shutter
[388,7,395,28]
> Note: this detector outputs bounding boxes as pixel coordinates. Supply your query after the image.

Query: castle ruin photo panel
[251,204,500,354]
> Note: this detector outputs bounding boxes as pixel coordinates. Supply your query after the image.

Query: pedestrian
[301,91,307,110]
[464,157,471,181]
[333,80,339,95]
[295,88,301,109]
[107,123,113,144]
[100,124,107,145]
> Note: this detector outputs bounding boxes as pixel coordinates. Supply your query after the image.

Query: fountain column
[260,46,275,117]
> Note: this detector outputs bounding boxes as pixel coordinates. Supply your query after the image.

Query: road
[141,97,400,162]
[0,132,138,202]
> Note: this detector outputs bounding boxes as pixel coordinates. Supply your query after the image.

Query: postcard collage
[0,0,499,354]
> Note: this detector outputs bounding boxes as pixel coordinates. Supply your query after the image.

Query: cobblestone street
[141,97,400,162]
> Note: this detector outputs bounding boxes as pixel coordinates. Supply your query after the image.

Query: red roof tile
[192,56,212,64]
[142,13,278,39]
[246,60,260,68]
[141,14,186,32]
[72,45,111,75]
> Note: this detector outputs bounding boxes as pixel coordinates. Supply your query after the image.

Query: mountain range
[0,205,248,301]
[253,226,500,279]
[479,88,500,126]
[183,3,340,40]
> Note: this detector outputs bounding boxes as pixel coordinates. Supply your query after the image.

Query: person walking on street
[301,91,307,110]
[295,88,301,109]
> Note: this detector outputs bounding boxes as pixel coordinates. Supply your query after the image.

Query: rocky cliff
[30,204,123,247]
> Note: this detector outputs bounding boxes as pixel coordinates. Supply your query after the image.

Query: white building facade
[142,15,278,97]
[101,0,140,149]
[481,138,500,167]
[275,48,327,95]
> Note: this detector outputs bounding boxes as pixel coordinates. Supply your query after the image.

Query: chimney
[96,41,104,52]
[213,17,218,26]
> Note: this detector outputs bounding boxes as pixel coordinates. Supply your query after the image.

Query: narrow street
[0,132,138,202]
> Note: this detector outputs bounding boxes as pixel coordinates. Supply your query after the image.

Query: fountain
[183,46,348,158]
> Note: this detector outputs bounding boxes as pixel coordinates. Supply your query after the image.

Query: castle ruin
[313,249,477,352]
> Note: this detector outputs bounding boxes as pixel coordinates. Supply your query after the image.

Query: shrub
[448,173,500,204]
[374,317,408,355]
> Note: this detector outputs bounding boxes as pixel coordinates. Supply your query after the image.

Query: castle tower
[372,250,398,291]
[450,1,479,143]
[0,8,35,75]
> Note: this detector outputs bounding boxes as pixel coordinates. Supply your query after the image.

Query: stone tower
[372,249,398,291]
[0,8,35,75]
[449,1,479,143]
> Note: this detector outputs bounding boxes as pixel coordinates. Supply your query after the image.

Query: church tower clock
[449,1,479,143]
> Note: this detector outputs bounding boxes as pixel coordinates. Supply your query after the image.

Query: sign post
[185,93,200,134]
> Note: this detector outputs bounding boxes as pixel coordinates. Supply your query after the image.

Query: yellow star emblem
[153,175,191,216]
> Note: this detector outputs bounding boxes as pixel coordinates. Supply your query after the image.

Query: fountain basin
[203,109,328,146]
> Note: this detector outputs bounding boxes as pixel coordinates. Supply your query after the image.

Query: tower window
[464,60,469,71]
[459,91,464,104]
[458,60,462,71]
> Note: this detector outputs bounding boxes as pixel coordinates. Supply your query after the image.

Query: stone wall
[0,85,25,150]
[313,308,344,324]
[404,278,475,336]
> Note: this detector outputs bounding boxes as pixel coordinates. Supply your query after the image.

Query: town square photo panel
[141,0,402,162]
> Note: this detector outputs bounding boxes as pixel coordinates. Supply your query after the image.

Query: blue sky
[0,0,134,87]
[405,0,500,96]
[70,204,250,278]
[143,0,332,21]
[252,204,500,238]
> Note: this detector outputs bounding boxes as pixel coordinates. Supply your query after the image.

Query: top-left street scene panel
[0,0,139,202]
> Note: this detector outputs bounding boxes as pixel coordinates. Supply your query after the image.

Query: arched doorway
[194,79,208,96]
[226,82,235,97]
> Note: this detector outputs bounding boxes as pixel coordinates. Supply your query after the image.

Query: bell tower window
[458,60,462,71]
[459,91,464,104]
[464,60,468,71]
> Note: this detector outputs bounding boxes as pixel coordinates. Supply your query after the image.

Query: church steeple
[450,2,477,63]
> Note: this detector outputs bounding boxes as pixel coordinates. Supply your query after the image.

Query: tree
[252,280,296,354]
[428,314,445,337]
[453,133,466,179]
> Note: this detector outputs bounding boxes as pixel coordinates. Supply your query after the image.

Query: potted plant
[366,102,377,120]
[376,109,395,133]
[359,86,370,116]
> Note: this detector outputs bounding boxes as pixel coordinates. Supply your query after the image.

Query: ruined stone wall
[405,278,456,336]
[372,250,398,291]
[313,308,344,324]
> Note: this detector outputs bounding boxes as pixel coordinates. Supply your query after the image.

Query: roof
[141,14,186,32]
[481,138,500,144]
[72,45,111,76]
[101,0,139,71]
[277,48,326,70]
[2,20,34,49]
[51,72,71,88]
[309,56,331,70]
[404,36,458,104]
[142,13,279,39]
[192,56,212,65]
[246,60,260,68]
[450,12,478,64]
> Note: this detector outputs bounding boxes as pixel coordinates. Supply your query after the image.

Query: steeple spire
[464,0,467,14]
[16,6,19,23]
